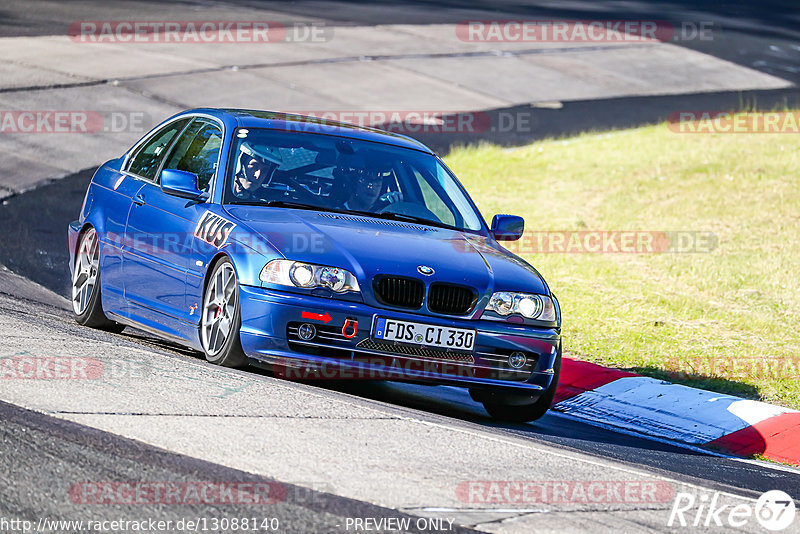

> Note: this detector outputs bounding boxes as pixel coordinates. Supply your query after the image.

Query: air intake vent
[428,283,478,315]
[318,213,438,231]
[357,338,474,363]
[373,276,425,309]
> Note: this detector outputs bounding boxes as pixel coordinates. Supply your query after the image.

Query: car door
[123,117,224,328]
[102,118,191,306]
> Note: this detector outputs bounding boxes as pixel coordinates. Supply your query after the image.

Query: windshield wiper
[263,200,344,214]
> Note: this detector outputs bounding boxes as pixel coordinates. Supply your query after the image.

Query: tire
[71,226,124,332]
[200,258,248,368]
[482,348,562,423]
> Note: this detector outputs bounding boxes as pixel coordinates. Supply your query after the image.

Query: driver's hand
[380,191,403,204]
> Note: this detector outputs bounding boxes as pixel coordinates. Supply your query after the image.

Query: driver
[335,154,402,211]
[232,142,282,200]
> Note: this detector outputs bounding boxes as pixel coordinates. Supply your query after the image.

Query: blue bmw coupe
[69,109,561,421]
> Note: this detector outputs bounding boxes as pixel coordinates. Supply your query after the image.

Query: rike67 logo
[669,490,796,531]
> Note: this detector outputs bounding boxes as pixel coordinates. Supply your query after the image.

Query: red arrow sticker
[301,311,332,324]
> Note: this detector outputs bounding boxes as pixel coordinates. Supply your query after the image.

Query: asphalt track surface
[0,399,479,534]
[2,0,798,84]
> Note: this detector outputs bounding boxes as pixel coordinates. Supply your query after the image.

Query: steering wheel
[268,173,320,204]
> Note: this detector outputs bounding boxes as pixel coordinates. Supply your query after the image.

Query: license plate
[372,317,476,351]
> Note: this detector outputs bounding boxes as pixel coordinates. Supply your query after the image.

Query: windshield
[223,128,484,231]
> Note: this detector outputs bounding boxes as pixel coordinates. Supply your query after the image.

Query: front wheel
[200,258,248,368]
[72,226,124,332]
[481,349,562,423]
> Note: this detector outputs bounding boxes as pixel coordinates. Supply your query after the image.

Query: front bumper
[239,284,560,394]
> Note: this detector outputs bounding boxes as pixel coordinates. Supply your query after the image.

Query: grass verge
[444,120,800,408]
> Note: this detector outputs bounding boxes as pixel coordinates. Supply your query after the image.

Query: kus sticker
[194,211,236,248]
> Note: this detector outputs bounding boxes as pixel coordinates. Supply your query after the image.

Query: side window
[161,119,223,190]
[126,118,190,181]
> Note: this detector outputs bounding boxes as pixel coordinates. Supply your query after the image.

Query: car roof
[182,108,435,154]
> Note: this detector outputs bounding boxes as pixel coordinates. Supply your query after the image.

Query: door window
[161,119,223,190]
[126,118,191,181]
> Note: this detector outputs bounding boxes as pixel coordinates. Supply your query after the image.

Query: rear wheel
[481,349,562,423]
[72,226,124,332]
[200,258,248,368]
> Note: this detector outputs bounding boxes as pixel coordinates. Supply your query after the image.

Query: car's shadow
[120,324,713,459]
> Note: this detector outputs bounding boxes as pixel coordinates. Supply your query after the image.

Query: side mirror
[490,214,524,241]
[160,169,205,199]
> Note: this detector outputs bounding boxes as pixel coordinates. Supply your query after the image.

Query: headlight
[289,263,315,287]
[260,259,360,293]
[486,292,556,321]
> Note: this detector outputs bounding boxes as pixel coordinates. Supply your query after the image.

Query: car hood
[226,206,548,305]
